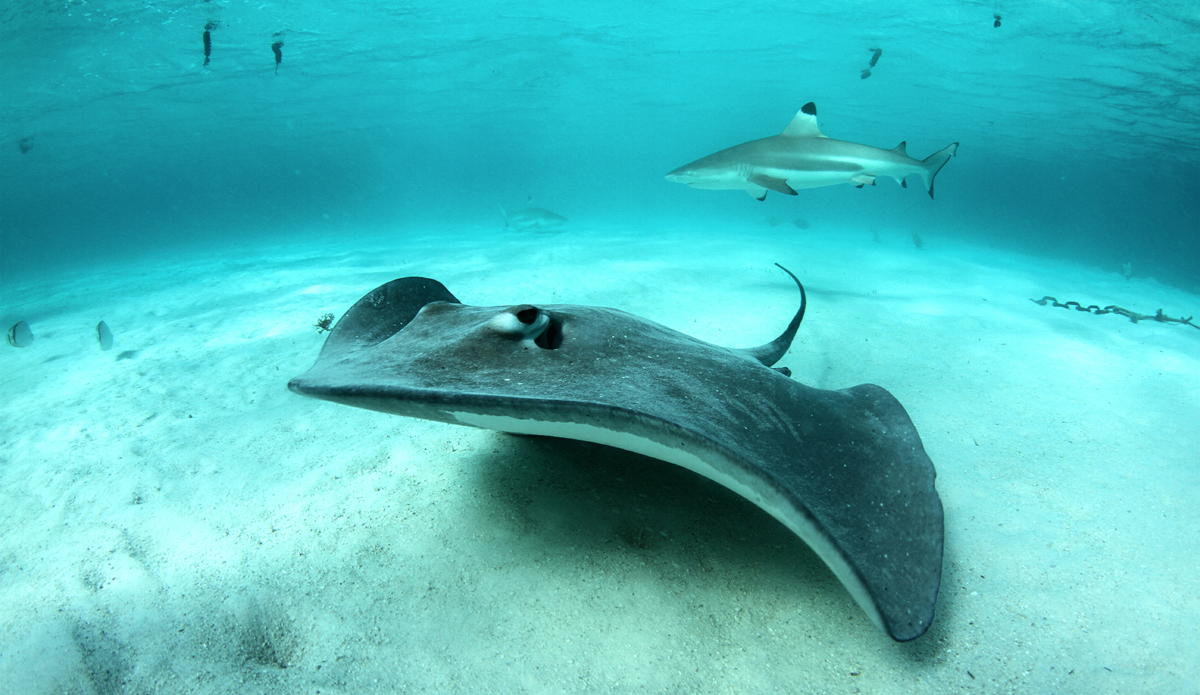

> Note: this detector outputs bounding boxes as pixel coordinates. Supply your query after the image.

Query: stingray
[288,265,944,641]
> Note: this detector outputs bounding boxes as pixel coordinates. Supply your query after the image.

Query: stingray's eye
[488,305,549,341]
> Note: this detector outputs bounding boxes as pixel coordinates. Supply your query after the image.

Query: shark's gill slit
[534,316,563,350]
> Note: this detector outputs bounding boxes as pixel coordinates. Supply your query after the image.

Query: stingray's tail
[918,142,959,199]
[741,263,806,368]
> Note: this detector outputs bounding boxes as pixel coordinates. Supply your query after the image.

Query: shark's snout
[665,167,701,185]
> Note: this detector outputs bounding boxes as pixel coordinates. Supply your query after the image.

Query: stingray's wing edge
[285,378,936,641]
[443,409,895,638]
[318,277,460,360]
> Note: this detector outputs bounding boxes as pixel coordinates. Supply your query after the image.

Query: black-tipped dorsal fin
[892,141,908,156]
[736,264,806,367]
[782,102,827,138]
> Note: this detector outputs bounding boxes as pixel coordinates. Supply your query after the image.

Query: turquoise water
[3,1,1198,285]
[2,2,1199,693]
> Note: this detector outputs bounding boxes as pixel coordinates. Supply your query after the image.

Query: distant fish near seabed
[666,102,959,201]
[97,321,114,351]
[499,203,568,232]
[6,321,33,348]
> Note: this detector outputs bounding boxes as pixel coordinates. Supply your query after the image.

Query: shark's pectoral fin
[746,185,769,201]
[901,178,908,188]
[750,175,798,196]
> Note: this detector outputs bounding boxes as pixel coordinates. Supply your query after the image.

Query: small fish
[861,47,883,79]
[97,321,114,351]
[202,21,218,66]
[6,320,33,348]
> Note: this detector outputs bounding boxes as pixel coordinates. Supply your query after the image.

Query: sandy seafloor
[1,222,1197,695]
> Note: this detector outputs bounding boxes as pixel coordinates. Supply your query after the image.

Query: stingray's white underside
[450,410,885,634]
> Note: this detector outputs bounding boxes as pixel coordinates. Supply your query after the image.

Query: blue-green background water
[4,4,1200,691]
[2,0,1198,286]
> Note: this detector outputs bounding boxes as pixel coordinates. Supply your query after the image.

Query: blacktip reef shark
[499,202,568,232]
[289,265,944,641]
[666,102,959,200]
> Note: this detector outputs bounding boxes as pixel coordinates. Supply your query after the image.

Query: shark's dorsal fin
[782,102,827,138]
[892,141,908,156]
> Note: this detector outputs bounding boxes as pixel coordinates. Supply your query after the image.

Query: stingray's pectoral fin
[317,277,460,359]
[810,383,944,641]
[750,175,798,196]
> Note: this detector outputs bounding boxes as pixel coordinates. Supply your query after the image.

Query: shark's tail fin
[919,142,959,199]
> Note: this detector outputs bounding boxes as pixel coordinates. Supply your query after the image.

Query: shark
[499,202,568,232]
[666,102,959,201]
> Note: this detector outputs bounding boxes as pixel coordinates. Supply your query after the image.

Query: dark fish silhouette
[202,21,218,66]
[861,47,883,79]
